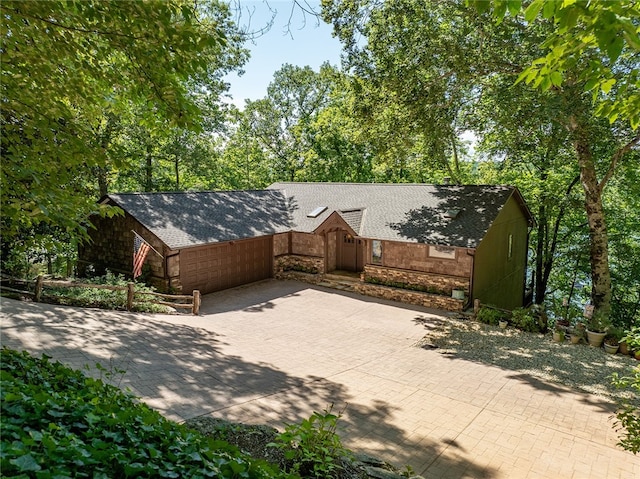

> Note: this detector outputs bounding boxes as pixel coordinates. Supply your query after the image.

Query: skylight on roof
[307,206,328,218]
[445,208,462,219]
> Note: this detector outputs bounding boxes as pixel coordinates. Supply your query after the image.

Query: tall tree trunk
[174,157,180,190]
[568,116,612,315]
[96,167,108,197]
[534,201,547,304]
[145,144,153,192]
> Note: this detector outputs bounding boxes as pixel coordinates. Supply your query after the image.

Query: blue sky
[225,1,343,107]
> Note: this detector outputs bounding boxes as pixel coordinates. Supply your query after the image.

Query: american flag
[133,232,151,279]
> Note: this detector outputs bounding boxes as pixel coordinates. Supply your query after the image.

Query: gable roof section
[104,190,291,250]
[268,182,530,249]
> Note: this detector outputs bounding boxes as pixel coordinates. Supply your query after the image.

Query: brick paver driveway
[1,280,638,478]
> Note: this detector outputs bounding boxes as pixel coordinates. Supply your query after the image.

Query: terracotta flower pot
[569,334,581,344]
[619,341,630,355]
[553,331,565,342]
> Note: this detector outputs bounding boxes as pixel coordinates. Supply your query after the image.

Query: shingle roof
[269,182,527,248]
[105,190,291,250]
[106,183,531,250]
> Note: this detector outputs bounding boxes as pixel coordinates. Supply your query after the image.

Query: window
[372,240,383,264]
[429,245,456,260]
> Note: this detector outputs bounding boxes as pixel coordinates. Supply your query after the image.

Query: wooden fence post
[127,283,135,311]
[192,290,201,315]
[34,275,44,302]
[474,299,480,315]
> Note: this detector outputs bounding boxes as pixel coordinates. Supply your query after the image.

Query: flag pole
[132,231,164,259]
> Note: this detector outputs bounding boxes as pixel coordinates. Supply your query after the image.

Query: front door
[338,232,363,272]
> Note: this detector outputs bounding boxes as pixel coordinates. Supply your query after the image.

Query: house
[78,183,534,311]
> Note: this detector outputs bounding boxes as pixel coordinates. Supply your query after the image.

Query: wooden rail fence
[1,275,200,315]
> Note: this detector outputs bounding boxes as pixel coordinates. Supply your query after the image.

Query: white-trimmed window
[429,245,456,260]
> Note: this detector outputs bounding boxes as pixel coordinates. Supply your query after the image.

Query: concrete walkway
[1,280,638,478]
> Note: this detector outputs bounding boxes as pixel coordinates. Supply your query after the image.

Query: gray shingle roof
[105,190,291,250]
[269,182,525,248]
[106,183,530,250]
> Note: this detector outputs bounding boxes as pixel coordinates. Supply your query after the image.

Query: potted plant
[604,327,622,354]
[568,327,583,344]
[499,319,508,329]
[585,310,611,347]
[620,326,640,360]
[552,324,565,342]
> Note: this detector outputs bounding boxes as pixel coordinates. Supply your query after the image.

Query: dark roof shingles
[107,190,291,249]
[269,182,517,248]
[109,183,523,250]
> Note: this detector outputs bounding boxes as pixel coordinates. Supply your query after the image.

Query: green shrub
[621,326,640,351]
[268,405,351,479]
[43,271,169,313]
[476,306,506,326]
[511,307,544,333]
[0,348,286,478]
[612,366,640,454]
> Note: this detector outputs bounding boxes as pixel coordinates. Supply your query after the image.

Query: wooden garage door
[180,236,272,294]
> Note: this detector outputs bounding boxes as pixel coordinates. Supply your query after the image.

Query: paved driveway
[1,280,638,478]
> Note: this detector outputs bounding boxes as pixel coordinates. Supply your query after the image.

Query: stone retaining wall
[363,265,469,295]
[354,282,465,312]
[274,254,325,275]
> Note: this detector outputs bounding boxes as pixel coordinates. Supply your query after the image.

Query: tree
[242,63,338,181]
[322,0,640,316]
[1,0,247,244]
[470,0,640,128]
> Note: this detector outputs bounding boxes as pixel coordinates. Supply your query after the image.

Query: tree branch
[599,132,640,191]
[16,10,144,40]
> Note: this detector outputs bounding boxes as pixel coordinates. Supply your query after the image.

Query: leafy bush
[476,306,506,326]
[511,307,545,333]
[612,366,640,454]
[0,348,286,478]
[621,326,640,351]
[43,271,169,313]
[268,406,351,479]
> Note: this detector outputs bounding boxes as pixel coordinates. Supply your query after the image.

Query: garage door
[180,236,273,294]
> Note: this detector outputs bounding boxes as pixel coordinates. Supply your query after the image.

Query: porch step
[318,278,359,292]
[324,273,361,283]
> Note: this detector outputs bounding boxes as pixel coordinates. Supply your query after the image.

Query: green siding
[472,195,529,310]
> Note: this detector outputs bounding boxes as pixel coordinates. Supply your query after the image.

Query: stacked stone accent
[274,255,325,275]
[363,265,469,295]
[354,282,464,311]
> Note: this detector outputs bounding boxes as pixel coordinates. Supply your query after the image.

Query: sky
[225,1,344,108]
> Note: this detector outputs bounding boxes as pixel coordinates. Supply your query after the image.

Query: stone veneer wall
[353,282,464,311]
[78,212,167,289]
[381,241,473,276]
[363,265,469,296]
[274,255,326,275]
